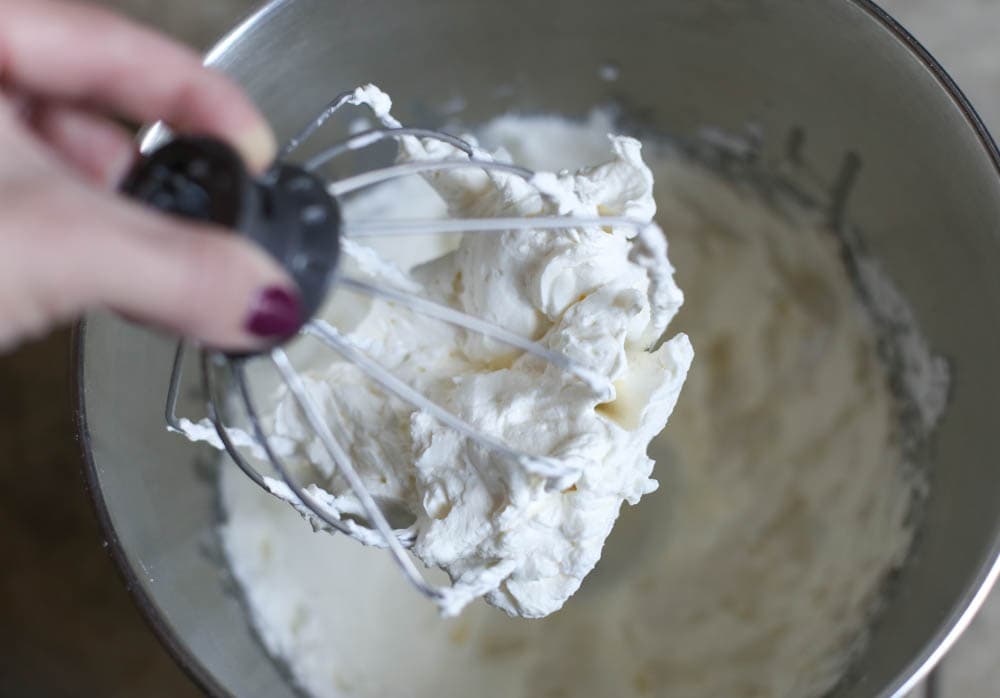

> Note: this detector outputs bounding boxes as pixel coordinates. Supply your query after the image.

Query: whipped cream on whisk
[183,85,692,617]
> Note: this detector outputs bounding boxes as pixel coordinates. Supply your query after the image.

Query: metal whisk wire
[163,95,654,611]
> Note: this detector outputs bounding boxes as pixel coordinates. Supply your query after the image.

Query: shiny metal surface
[77,1,1000,696]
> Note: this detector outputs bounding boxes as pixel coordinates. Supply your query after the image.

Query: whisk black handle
[120,136,341,349]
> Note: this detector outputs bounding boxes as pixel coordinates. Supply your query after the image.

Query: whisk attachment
[137,99,656,614]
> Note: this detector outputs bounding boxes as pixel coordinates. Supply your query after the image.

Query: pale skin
[0,0,299,354]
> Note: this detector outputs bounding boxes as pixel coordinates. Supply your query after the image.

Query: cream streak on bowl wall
[220,112,942,698]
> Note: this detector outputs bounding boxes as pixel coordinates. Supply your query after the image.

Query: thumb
[26,188,304,352]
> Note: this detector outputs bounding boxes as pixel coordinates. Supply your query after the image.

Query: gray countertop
[0,1,997,696]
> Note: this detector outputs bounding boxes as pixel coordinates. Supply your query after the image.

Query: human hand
[0,0,302,354]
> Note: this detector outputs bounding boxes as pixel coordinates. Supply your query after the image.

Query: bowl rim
[74,1,1000,696]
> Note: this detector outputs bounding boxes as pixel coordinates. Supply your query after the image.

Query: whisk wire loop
[329,159,535,197]
[164,341,187,433]
[304,127,477,172]
[305,320,580,483]
[344,216,651,238]
[202,354,269,490]
[337,276,613,398]
[266,349,443,599]
[279,90,357,160]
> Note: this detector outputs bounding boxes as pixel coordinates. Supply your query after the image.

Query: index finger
[0,0,276,170]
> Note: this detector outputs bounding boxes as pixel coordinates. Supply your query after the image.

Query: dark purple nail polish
[245,286,303,339]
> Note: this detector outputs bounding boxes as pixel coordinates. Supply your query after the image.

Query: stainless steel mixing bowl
[76,1,1000,696]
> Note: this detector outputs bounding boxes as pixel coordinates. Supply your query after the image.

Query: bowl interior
[79,1,1000,696]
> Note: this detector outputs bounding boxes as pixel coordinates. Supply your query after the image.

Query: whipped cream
[218,110,943,698]
[185,86,692,618]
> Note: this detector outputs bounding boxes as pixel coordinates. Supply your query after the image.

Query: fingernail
[245,286,302,339]
[237,123,278,173]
